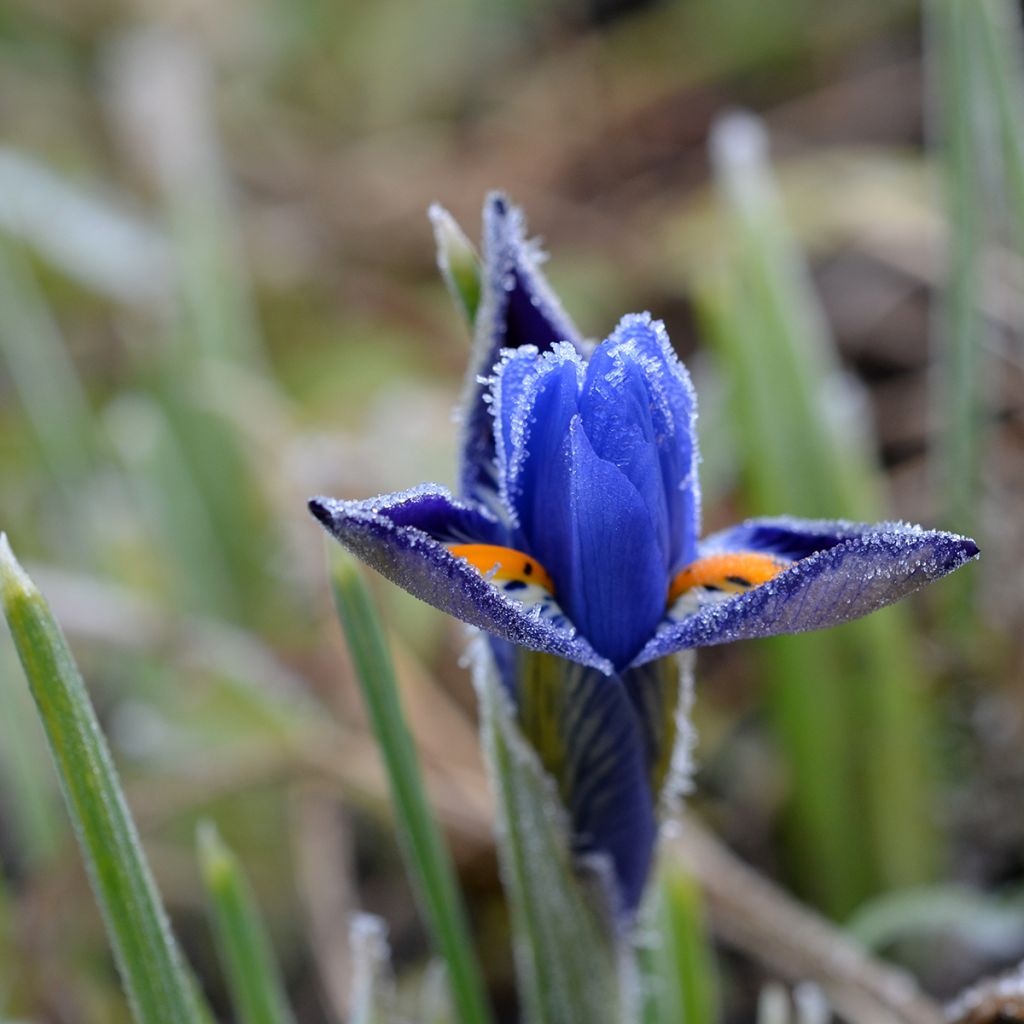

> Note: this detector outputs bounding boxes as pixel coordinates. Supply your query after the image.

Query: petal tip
[307,496,334,528]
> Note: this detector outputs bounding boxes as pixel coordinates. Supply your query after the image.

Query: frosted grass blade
[0,535,205,1024]
[976,0,1024,254]
[0,632,62,865]
[927,0,990,544]
[638,858,718,1024]
[0,239,94,488]
[328,547,493,1024]
[703,112,938,913]
[471,641,625,1024]
[197,822,296,1024]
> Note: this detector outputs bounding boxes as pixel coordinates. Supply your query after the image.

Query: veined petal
[632,520,979,666]
[581,313,700,571]
[309,490,612,673]
[459,193,583,509]
[492,342,584,539]
[515,650,657,919]
[538,418,668,671]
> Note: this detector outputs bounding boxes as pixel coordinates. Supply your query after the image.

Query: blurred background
[0,0,1022,1021]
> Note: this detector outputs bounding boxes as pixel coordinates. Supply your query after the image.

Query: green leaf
[429,204,482,328]
[927,0,991,547]
[0,631,62,866]
[328,547,493,1024]
[0,535,205,1024]
[471,641,626,1024]
[975,0,1024,255]
[638,858,719,1024]
[196,821,296,1024]
[701,112,939,914]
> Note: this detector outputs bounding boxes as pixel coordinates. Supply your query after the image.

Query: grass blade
[0,534,205,1024]
[701,112,939,914]
[328,547,493,1024]
[0,239,95,489]
[196,821,296,1024]
[976,0,1024,254]
[0,632,62,866]
[471,641,625,1024]
[927,0,990,544]
[638,857,719,1024]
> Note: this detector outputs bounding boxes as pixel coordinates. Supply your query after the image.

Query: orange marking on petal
[448,543,555,594]
[668,551,788,605]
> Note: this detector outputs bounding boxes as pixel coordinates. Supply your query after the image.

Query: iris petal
[633,520,980,666]
[537,418,668,670]
[308,490,612,674]
[492,343,584,542]
[459,194,583,509]
[515,650,657,918]
[582,314,700,571]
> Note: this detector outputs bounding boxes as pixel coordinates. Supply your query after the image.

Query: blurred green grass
[0,0,1020,1020]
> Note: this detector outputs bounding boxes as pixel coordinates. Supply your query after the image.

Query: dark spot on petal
[726,575,751,588]
[504,580,528,592]
[524,562,533,576]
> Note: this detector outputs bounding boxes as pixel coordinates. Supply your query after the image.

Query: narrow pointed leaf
[430,204,482,327]
[638,858,718,1024]
[471,641,626,1024]
[197,821,296,1024]
[976,0,1024,253]
[328,547,493,1024]
[703,112,940,913]
[927,0,991,547]
[0,535,205,1024]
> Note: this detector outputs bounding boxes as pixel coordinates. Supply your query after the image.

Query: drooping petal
[308,489,612,673]
[459,193,584,509]
[632,520,980,666]
[536,417,669,670]
[580,313,700,572]
[515,650,657,919]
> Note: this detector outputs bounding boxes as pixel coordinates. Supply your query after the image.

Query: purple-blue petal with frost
[361,484,508,546]
[700,515,893,561]
[459,193,583,506]
[536,417,668,671]
[308,491,612,674]
[492,343,584,541]
[632,523,979,666]
[580,314,700,570]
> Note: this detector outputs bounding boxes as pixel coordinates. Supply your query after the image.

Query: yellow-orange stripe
[448,543,555,594]
[668,552,787,605]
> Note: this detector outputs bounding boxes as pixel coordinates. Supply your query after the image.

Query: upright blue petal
[459,194,583,510]
[492,342,584,547]
[537,418,668,670]
[581,314,700,572]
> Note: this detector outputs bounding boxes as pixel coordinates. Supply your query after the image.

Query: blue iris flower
[310,194,979,920]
